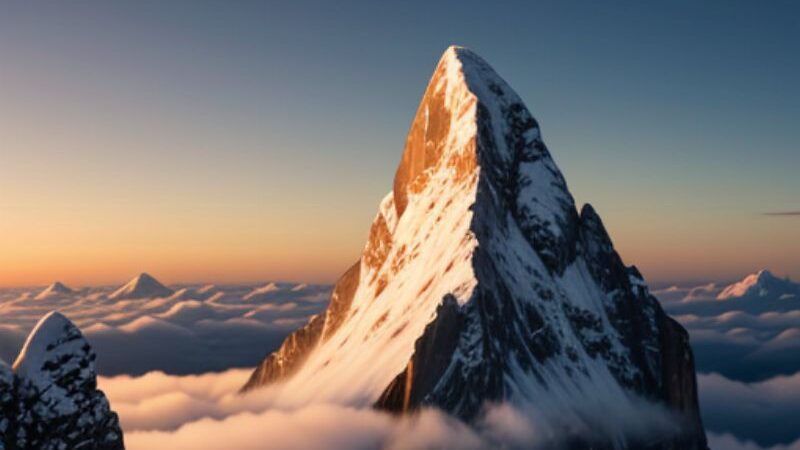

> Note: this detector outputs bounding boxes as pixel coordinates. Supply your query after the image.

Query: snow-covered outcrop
[0,312,123,449]
[109,273,173,300]
[242,46,707,449]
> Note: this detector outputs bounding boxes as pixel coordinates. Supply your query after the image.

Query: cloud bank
[654,277,800,382]
[0,282,330,375]
[698,372,800,447]
[99,369,682,450]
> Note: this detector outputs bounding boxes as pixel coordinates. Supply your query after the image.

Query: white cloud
[99,369,681,450]
[707,433,800,450]
[0,282,330,375]
[699,372,800,447]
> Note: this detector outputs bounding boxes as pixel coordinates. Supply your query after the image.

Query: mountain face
[243,46,707,449]
[1,312,123,449]
[109,273,173,300]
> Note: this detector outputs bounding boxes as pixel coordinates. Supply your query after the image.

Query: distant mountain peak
[109,272,173,300]
[34,281,74,300]
[717,269,795,300]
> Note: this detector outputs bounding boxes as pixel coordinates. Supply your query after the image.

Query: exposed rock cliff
[242,46,707,449]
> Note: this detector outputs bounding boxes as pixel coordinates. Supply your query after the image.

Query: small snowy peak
[34,281,74,300]
[13,311,96,417]
[109,272,173,300]
[717,269,797,300]
[8,311,123,448]
[13,311,93,383]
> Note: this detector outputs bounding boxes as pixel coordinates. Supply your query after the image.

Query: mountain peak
[243,47,706,449]
[9,311,123,448]
[717,269,793,300]
[757,268,776,280]
[109,272,173,300]
[34,281,74,300]
[13,311,94,390]
[392,45,577,274]
[393,45,544,217]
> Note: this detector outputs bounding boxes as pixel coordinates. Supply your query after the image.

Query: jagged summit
[34,281,74,300]
[717,269,796,300]
[109,272,173,300]
[243,46,706,449]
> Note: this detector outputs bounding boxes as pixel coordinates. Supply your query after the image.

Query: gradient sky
[1,1,798,287]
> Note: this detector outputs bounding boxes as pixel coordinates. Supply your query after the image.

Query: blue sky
[1,1,797,285]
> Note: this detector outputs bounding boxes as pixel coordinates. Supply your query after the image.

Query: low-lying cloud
[654,278,800,382]
[0,282,330,375]
[698,372,800,447]
[708,433,800,450]
[99,369,683,450]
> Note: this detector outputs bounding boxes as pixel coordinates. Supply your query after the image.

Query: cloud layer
[0,281,330,375]
[99,369,681,450]
[698,372,800,447]
[654,277,800,382]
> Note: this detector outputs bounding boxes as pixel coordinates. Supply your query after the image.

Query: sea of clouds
[0,271,797,449]
[654,274,800,450]
[0,280,330,375]
[98,368,682,450]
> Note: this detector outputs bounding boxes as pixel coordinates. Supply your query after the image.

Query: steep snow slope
[243,46,707,449]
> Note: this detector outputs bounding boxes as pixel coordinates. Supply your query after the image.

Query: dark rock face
[2,311,124,450]
[376,295,465,412]
[373,48,707,449]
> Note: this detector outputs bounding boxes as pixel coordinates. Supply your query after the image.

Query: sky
[0,0,798,287]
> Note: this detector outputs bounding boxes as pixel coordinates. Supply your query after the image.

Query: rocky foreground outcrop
[1,311,123,449]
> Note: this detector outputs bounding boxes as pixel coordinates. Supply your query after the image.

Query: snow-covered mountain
[242,46,707,449]
[1,311,123,449]
[109,272,173,300]
[717,269,798,301]
[664,269,800,317]
[34,281,74,300]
